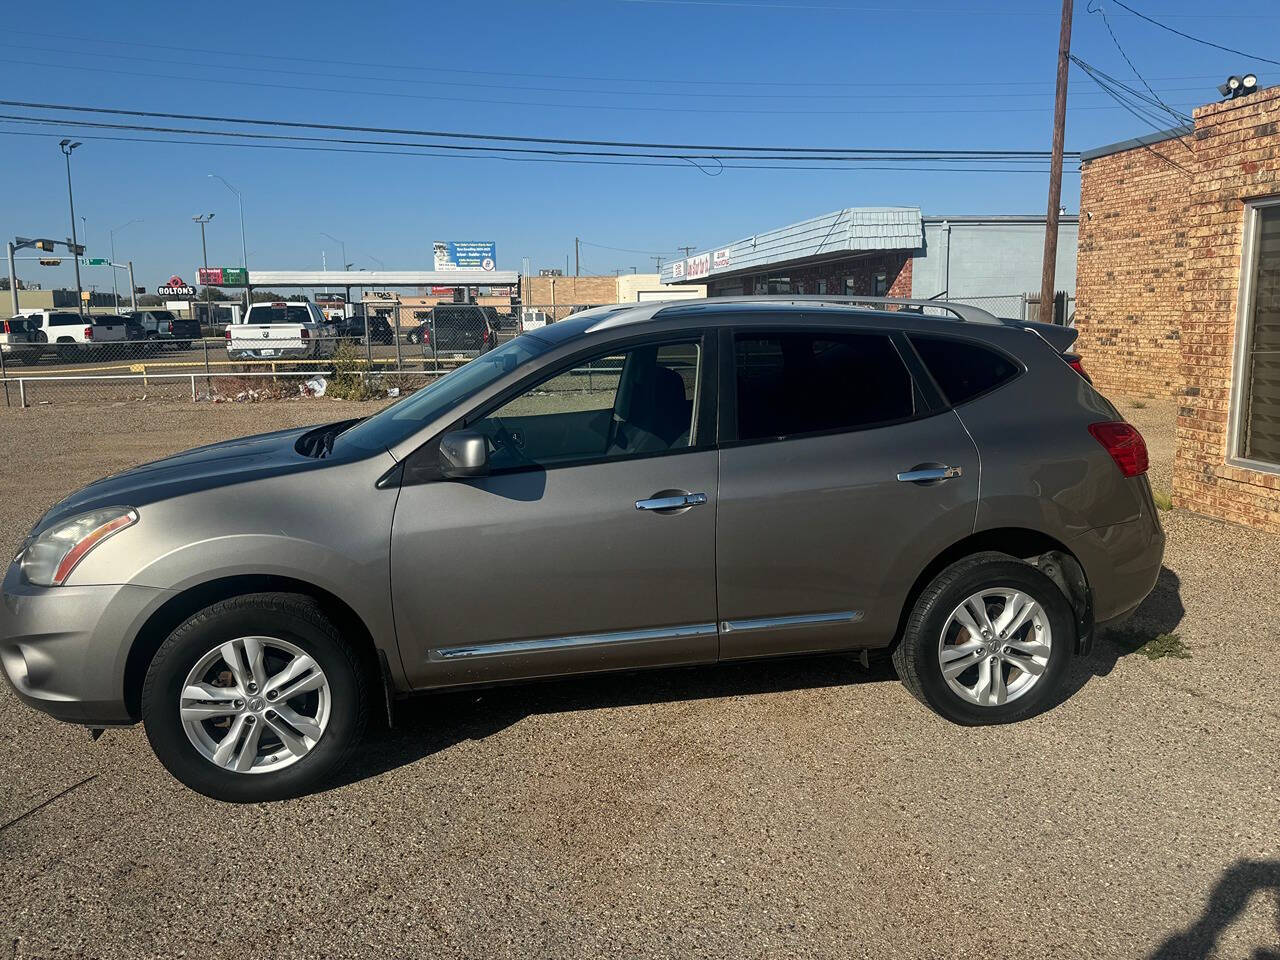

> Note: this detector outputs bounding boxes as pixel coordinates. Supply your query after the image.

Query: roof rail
[654,295,1005,325]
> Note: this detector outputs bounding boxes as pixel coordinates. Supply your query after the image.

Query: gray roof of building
[1079,125,1193,162]
[661,206,923,285]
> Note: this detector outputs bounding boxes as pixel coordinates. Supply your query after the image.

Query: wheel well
[123,574,386,721]
[891,528,1090,649]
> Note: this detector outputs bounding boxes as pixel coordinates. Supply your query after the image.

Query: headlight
[20,507,138,587]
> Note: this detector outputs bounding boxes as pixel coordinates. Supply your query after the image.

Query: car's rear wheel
[893,552,1074,725]
[142,593,367,801]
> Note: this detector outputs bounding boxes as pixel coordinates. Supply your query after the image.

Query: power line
[1089,0,1192,129]
[0,40,1212,104]
[1105,0,1280,67]
[0,57,1201,118]
[0,98,1084,157]
[579,240,689,255]
[0,28,1235,89]
[1070,57,1193,176]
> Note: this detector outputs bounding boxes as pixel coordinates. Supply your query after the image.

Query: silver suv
[1,298,1164,801]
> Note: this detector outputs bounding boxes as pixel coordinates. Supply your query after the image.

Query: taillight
[224,329,231,341]
[423,326,431,345]
[1089,421,1148,478]
[167,321,174,333]
[1064,353,1092,383]
[84,325,94,340]
[300,328,310,339]
[0,320,8,334]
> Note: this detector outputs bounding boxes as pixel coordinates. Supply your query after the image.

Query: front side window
[733,331,915,441]
[1237,203,1280,466]
[470,341,701,471]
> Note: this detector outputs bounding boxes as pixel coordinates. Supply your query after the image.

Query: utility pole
[60,140,85,318]
[128,261,138,311]
[677,246,695,257]
[575,237,580,277]
[7,241,18,316]
[651,256,664,272]
[1039,0,1073,325]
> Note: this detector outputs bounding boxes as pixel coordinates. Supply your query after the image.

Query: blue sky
[1,0,1274,289]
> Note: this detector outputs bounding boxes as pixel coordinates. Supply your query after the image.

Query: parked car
[225,300,336,361]
[332,314,394,345]
[405,304,495,355]
[124,310,201,349]
[1,315,39,365]
[24,311,127,361]
[0,297,1164,801]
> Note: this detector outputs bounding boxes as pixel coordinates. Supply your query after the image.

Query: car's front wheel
[893,552,1074,725]
[142,593,368,801]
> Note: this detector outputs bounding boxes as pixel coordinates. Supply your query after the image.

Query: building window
[873,271,889,297]
[1233,200,1280,469]
[817,279,828,295]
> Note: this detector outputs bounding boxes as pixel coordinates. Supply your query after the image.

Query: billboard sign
[685,252,711,281]
[670,259,686,281]
[712,248,731,270]
[158,275,196,297]
[433,241,497,271]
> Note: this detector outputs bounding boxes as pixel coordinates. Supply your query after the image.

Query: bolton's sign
[158,275,196,297]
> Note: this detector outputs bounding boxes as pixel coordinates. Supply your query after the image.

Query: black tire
[141,592,368,802]
[892,551,1075,725]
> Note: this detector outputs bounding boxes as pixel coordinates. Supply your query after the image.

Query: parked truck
[225,301,336,361]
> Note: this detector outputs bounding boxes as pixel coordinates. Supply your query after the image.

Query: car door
[391,333,719,689]
[715,324,980,659]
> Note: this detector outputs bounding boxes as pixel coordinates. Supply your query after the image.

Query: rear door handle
[897,465,962,483]
[636,492,708,511]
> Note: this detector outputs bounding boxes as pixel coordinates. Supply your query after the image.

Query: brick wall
[1174,87,1280,532]
[1075,141,1191,399]
[520,276,618,320]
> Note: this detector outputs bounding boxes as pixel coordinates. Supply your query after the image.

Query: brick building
[1075,85,1280,531]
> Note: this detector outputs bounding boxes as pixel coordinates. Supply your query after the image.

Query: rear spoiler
[1005,318,1077,353]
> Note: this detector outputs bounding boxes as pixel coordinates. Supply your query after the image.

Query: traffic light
[134,286,146,295]
[38,258,62,267]
[35,239,56,252]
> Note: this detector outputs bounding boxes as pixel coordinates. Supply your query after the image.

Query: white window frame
[1227,195,1280,475]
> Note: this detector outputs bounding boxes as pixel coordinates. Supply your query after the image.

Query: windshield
[337,335,552,453]
[246,304,314,324]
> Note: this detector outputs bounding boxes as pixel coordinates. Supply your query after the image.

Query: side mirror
[439,430,489,478]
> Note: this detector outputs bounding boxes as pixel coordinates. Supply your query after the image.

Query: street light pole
[60,140,85,318]
[209,173,247,309]
[109,218,142,312]
[193,214,215,301]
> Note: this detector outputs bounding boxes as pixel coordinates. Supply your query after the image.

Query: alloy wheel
[179,636,331,774]
[937,588,1052,707]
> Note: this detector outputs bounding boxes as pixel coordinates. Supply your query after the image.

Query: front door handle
[897,465,963,484]
[636,492,708,511]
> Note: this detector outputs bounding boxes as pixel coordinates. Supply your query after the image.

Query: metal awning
[231,270,520,287]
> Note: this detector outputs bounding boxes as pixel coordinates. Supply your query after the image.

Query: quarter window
[733,331,915,441]
[910,335,1019,406]
[1237,203,1280,466]
[469,341,702,471]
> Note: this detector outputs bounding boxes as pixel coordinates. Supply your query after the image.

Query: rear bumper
[1069,507,1165,626]
[1,564,168,726]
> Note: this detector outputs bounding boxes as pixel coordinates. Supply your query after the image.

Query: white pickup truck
[225,301,337,361]
[24,311,127,362]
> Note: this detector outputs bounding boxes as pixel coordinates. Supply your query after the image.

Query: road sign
[87,258,109,266]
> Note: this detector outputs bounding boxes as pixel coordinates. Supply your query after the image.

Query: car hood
[35,424,346,535]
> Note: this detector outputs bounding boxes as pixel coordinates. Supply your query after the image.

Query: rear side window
[734,331,915,441]
[910,336,1019,405]
[50,313,81,326]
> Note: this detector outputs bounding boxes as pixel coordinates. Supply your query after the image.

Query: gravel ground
[1,397,1278,960]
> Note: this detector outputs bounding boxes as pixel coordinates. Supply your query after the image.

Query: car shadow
[323,652,898,793]
[323,566,1184,794]
[1148,858,1280,959]
[1052,563,1185,706]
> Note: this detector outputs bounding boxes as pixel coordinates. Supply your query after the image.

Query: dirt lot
[1,396,1277,960]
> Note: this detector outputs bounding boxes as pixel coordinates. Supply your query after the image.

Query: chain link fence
[0,304,605,407]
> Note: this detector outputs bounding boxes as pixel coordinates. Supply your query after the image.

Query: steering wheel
[485,418,531,467]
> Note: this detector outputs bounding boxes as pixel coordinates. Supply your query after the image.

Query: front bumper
[1,563,169,726]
